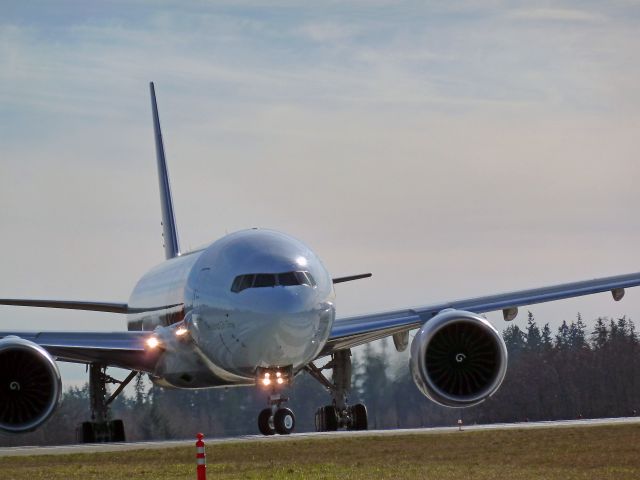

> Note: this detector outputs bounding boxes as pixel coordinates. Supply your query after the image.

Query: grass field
[1,424,639,479]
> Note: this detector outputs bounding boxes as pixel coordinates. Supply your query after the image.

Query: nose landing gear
[256,366,296,435]
[258,393,296,435]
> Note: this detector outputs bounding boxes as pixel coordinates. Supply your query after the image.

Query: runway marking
[1,416,638,457]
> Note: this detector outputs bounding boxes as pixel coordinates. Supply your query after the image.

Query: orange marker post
[196,433,206,480]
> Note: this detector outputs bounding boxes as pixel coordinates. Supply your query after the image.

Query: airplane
[1,83,639,442]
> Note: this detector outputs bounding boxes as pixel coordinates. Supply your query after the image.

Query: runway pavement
[1,416,638,457]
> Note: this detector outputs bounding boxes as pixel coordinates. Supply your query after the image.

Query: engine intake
[0,337,61,433]
[410,310,507,407]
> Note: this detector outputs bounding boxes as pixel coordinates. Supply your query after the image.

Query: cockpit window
[295,271,316,287]
[231,274,255,292]
[278,272,298,286]
[231,271,316,293]
[254,273,276,288]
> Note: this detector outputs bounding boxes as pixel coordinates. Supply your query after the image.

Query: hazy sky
[2,1,640,385]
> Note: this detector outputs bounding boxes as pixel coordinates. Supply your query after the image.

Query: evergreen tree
[629,319,637,343]
[525,311,541,352]
[356,340,391,428]
[503,324,526,356]
[568,314,587,350]
[555,320,570,350]
[591,317,608,350]
[541,323,553,351]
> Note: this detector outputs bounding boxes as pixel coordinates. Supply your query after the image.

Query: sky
[2,0,640,386]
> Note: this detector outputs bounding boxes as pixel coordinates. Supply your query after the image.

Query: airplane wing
[0,299,182,314]
[0,331,159,372]
[0,299,129,313]
[0,298,182,371]
[321,271,640,355]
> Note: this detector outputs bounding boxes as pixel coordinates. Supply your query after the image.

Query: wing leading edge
[0,331,159,372]
[0,299,183,314]
[321,271,640,355]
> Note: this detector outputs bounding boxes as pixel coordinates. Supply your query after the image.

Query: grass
[1,424,639,479]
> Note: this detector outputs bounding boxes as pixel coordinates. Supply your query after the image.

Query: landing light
[146,337,160,349]
[175,327,188,336]
[257,367,293,388]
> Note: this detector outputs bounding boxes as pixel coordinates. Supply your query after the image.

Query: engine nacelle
[0,337,61,433]
[410,309,507,407]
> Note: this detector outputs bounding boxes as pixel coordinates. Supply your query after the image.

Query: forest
[2,313,638,446]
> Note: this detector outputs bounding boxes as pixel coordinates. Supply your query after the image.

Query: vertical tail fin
[150,82,180,259]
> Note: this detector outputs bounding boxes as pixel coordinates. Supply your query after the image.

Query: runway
[1,416,638,457]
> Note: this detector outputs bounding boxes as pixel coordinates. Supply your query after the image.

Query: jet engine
[410,309,508,407]
[0,337,61,433]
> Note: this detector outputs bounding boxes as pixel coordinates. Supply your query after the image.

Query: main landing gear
[306,349,368,432]
[255,352,368,436]
[77,363,137,443]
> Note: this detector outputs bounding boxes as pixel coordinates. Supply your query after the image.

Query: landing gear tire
[274,408,295,435]
[111,419,126,442]
[348,403,368,431]
[80,421,95,443]
[77,419,126,443]
[258,408,275,436]
[315,405,339,432]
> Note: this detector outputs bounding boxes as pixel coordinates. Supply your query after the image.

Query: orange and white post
[196,433,206,480]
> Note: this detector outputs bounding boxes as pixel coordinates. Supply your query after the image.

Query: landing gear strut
[77,364,137,443]
[306,349,368,432]
[258,391,296,435]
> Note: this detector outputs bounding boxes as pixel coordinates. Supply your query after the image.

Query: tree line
[2,313,638,446]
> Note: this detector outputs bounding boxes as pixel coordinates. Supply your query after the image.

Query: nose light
[256,366,293,387]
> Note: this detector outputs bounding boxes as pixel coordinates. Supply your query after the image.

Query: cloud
[506,8,606,23]
[296,21,362,43]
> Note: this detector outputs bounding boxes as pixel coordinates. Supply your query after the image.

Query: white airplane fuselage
[127,228,336,388]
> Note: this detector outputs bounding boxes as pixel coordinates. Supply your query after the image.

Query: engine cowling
[0,337,61,433]
[410,309,507,407]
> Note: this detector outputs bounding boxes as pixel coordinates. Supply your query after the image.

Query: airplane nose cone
[241,289,334,368]
[247,286,316,315]
[192,286,335,378]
